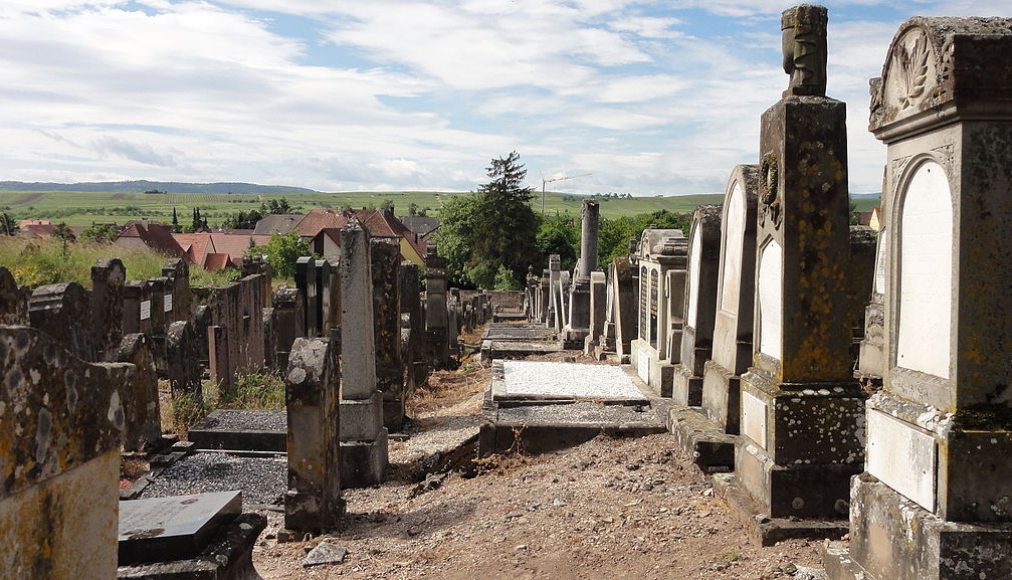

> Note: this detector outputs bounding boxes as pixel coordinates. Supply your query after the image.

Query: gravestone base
[822,478,1012,580]
[117,513,266,580]
[383,395,406,433]
[340,391,385,441]
[701,360,741,434]
[630,339,675,397]
[340,430,389,489]
[671,363,703,407]
[667,407,736,473]
[712,472,848,547]
[733,371,865,521]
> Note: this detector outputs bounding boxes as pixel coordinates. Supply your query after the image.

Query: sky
[0,1,1009,196]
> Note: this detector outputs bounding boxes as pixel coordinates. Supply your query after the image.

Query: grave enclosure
[5,5,1012,579]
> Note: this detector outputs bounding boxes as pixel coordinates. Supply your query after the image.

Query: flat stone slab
[188,409,287,452]
[493,360,647,402]
[492,312,529,323]
[480,400,669,455]
[481,340,564,363]
[119,491,242,565]
[139,452,286,507]
[667,406,737,474]
[482,324,558,342]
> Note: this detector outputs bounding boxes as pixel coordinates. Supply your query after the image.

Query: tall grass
[0,238,237,289]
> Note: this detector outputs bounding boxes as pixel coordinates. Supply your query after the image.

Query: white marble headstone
[687,225,702,329]
[758,240,783,360]
[720,183,745,316]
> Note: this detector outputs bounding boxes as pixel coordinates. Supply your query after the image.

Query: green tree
[380,199,395,212]
[52,222,75,243]
[407,202,419,216]
[264,231,313,279]
[0,212,18,236]
[171,207,180,232]
[80,223,119,243]
[493,264,518,291]
[536,213,579,272]
[435,193,482,286]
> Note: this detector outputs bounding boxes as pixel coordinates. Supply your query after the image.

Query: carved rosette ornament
[758,153,783,230]
[781,4,828,98]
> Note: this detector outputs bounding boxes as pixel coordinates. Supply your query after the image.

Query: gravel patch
[140,452,286,507]
[496,400,665,427]
[502,360,644,399]
[193,409,287,432]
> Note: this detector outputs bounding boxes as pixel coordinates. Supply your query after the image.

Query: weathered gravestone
[285,337,344,532]
[271,286,305,370]
[92,258,126,361]
[847,226,877,369]
[424,243,449,370]
[167,320,202,404]
[547,254,561,331]
[716,5,865,542]
[161,258,191,323]
[339,219,389,488]
[371,238,405,431]
[607,256,637,361]
[701,164,760,434]
[0,326,128,579]
[295,257,319,338]
[0,267,28,325]
[399,262,426,392]
[566,199,600,341]
[672,205,723,407]
[583,270,607,355]
[823,16,1012,580]
[856,224,887,382]
[115,333,162,452]
[29,281,95,362]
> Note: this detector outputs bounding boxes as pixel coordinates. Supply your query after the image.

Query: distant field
[0,189,880,227]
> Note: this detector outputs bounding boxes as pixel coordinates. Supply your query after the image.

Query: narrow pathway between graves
[252,350,824,580]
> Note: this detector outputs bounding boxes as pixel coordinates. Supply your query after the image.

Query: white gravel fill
[502,361,643,399]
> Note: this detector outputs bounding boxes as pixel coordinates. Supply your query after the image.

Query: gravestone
[285,338,344,531]
[399,262,426,392]
[115,333,162,452]
[629,229,687,396]
[339,219,389,488]
[208,325,231,393]
[271,286,305,370]
[29,281,95,362]
[118,491,241,565]
[423,243,449,369]
[123,280,151,336]
[161,258,191,323]
[583,270,607,354]
[0,267,28,325]
[823,17,1012,580]
[92,259,125,360]
[701,164,760,434]
[566,199,600,340]
[371,238,405,431]
[672,205,723,407]
[167,321,203,404]
[718,5,866,540]
[314,259,332,336]
[847,226,877,368]
[609,257,637,360]
[547,255,561,331]
[0,326,127,578]
[295,257,319,338]
[856,226,887,381]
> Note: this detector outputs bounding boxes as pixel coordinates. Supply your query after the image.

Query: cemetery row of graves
[3,7,1012,580]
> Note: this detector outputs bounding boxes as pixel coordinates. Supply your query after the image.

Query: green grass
[0,188,882,227]
[0,238,238,289]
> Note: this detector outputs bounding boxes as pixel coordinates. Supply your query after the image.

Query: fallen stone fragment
[303,542,348,567]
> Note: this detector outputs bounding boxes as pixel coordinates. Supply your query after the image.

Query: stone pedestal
[339,220,388,488]
[371,239,405,431]
[566,200,599,341]
[824,17,1012,580]
[671,205,722,407]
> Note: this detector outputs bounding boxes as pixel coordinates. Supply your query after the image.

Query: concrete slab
[480,340,564,362]
[667,407,737,473]
[188,409,286,452]
[493,360,647,402]
[118,491,242,565]
[482,323,556,341]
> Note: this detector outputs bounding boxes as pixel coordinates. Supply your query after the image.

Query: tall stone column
[370,238,405,431]
[716,5,866,542]
[579,199,599,280]
[91,258,125,361]
[338,219,388,487]
[824,16,1012,580]
[423,243,449,369]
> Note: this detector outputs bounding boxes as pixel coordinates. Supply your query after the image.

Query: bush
[264,231,314,280]
[493,264,518,291]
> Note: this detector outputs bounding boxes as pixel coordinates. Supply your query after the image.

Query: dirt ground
[251,350,824,580]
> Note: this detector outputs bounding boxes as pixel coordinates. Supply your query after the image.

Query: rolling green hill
[0,185,880,227]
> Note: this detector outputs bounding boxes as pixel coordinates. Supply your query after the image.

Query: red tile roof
[118,221,186,257]
[174,232,271,268]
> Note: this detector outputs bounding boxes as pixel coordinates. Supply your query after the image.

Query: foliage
[536,213,580,273]
[221,197,293,229]
[263,230,314,279]
[188,207,209,232]
[0,238,236,289]
[0,212,18,236]
[493,264,518,291]
[439,151,540,288]
[169,389,207,434]
[218,372,286,410]
[52,222,75,242]
[380,199,395,212]
[80,223,120,243]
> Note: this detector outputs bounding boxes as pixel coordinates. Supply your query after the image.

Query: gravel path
[140,452,286,507]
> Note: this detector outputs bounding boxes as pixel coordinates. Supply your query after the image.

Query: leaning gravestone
[823,16,1012,580]
[0,326,128,578]
[717,5,866,543]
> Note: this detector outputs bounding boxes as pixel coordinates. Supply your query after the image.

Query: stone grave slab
[188,409,287,452]
[119,491,241,565]
[492,360,648,403]
[482,324,559,342]
[479,339,563,362]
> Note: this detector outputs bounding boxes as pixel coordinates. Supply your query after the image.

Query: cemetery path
[251,355,823,579]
